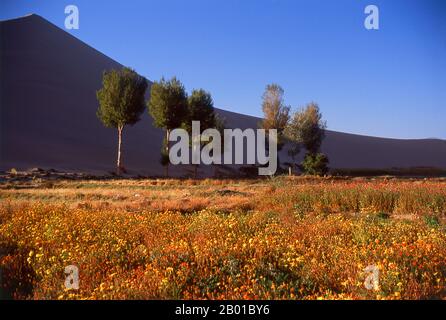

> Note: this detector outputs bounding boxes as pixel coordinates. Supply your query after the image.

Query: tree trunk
[117,126,124,175]
[165,129,170,178]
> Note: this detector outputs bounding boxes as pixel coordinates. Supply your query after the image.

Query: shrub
[301,153,329,176]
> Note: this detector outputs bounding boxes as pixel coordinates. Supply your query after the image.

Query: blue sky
[1,0,445,139]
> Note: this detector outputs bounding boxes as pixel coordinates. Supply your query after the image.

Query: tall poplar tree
[96,67,148,175]
[148,77,188,177]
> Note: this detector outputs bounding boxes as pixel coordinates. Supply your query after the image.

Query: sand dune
[1,14,445,176]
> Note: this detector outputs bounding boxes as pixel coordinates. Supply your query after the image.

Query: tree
[148,77,188,177]
[260,84,290,146]
[259,84,290,173]
[186,89,216,130]
[285,102,328,176]
[301,153,329,176]
[96,67,148,175]
[286,102,326,154]
[185,89,216,178]
[287,142,301,174]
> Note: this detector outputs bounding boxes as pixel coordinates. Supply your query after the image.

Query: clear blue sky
[1,0,445,139]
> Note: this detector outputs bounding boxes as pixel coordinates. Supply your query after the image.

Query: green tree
[186,89,216,131]
[301,153,329,176]
[96,67,148,175]
[185,89,216,178]
[259,84,290,173]
[286,102,328,176]
[148,77,188,177]
[286,102,326,154]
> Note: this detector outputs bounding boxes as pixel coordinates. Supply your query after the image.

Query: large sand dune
[1,14,445,176]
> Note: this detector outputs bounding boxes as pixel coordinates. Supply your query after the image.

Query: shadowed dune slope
[1,14,445,175]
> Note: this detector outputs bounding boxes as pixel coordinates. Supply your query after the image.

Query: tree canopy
[148,77,189,177]
[148,77,188,131]
[185,89,216,131]
[285,102,328,176]
[286,102,326,154]
[97,67,148,129]
[260,84,290,141]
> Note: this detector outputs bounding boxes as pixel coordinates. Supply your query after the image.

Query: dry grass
[0,176,445,299]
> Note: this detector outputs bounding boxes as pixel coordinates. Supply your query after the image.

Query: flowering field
[1,177,445,300]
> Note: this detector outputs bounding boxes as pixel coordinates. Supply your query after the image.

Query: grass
[0,176,445,300]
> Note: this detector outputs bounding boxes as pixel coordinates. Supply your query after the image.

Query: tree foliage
[259,84,291,174]
[148,77,188,130]
[96,67,148,174]
[260,84,290,148]
[185,89,217,178]
[286,102,326,154]
[97,67,148,129]
[148,77,188,177]
[185,89,216,132]
[286,102,329,175]
[301,153,329,176]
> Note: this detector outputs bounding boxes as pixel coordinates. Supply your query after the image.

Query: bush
[301,153,329,176]
[424,215,440,228]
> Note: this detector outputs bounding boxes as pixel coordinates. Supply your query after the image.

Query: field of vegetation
[1,176,445,300]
